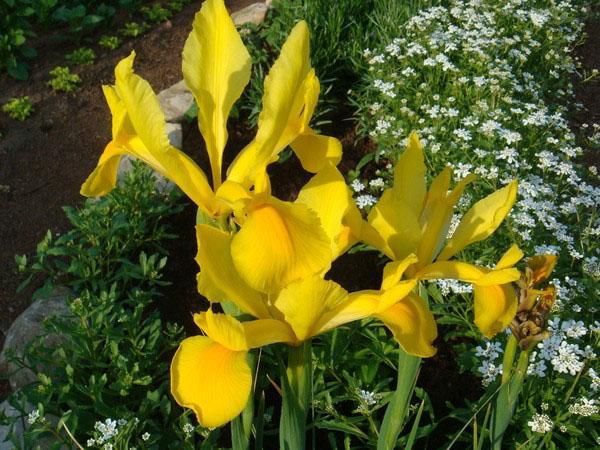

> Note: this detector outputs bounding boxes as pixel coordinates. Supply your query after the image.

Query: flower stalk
[280,341,313,450]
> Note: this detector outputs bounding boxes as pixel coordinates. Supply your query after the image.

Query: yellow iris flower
[362,132,522,338]
[171,164,438,428]
[81,0,343,294]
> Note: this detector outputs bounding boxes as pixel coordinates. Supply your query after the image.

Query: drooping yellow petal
[170,336,251,428]
[243,319,296,348]
[474,284,518,338]
[377,280,418,312]
[296,164,359,258]
[290,131,342,173]
[368,189,421,261]
[416,261,520,285]
[527,254,557,285]
[375,293,437,358]
[195,225,270,319]
[273,275,348,341]
[314,290,379,335]
[80,141,125,197]
[392,132,426,216]
[437,180,518,261]
[231,198,331,293]
[194,310,248,351]
[227,21,311,185]
[183,0,251,188]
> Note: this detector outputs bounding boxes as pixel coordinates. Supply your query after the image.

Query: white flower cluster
[568,398,599,417]
[528,413,554,433]
[354,0,598,408]
[475,341,504,386]
[86,417,142,449]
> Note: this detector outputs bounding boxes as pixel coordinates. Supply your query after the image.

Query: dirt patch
[0,0,256,345]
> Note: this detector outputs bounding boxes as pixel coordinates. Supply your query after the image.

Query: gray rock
[165,122,183,149]
[232,2,268,26]
[0,399,60,449]
[0,287,71,391]
[157,80,194,123]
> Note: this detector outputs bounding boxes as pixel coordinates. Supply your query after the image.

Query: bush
[65,47,95,65]
[2,163,207,448]
[47,66,81,92]
[2,96,34,121]
[99,34,121,50]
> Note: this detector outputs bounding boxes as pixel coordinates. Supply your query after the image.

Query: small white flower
[568,398,599,417]
[528,413,553,433]
[351,179,365,193]
[356,194,378,209]
[141,432,151,441]
[27,409,40,425]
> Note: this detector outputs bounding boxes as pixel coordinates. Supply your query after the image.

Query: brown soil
[0,0,256,346]
[573,4,600,170]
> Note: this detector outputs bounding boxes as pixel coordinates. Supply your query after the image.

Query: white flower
[141,432,151,441]
[568,398,599,417]
[528,413,553,433]
[369,178,385,190]
[183,423,195,437]
[94,419,118,443]
[356,194,378,209]
[351,179,365,193]
[358,389,378,406]
[27,409,40,425]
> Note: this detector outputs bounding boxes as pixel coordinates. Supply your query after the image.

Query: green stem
[280,341,312,450]
[491,345,530,450]
[231,352,255,450]
[377,348,421,450]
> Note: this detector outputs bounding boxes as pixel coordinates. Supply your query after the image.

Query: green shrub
[3,164,207,448]
[65,47,96,65]
[120,21,148,38]
[99,34,121,50]
[47,66,81,92]
[142,4,172,23]
[2,96,34,121]
[0,1,36,80]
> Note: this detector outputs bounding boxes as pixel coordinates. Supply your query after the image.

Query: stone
[157,80,194,123]
[232,2,268,26]
[165,122,183,149]
[0,287,71,391]
[0,400,59,449]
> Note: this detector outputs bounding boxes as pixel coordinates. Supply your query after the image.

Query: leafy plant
[65,47,95,65]
[119,21,148,38]
[47,66,81,92]
[99,34,121,50]
[4,163,197,448]
[0,0,36,79]
[142,3,172,23]
[2,96,34,121]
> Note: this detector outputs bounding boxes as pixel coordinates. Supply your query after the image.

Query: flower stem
[280,341,312,450]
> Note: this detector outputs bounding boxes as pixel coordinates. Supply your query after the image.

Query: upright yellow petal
[375,293,437,357]
[474,284,518,338]
[273,275,348,341]
[226,21,310,185]
[377,280,418,312]
[83,53,219,214]
[170,336,251,428]
[296,164,359,257]
[392,132,426,216]
[231,198,331,293]
[496,244,524,270]
[368,189,421,261]
[437,180,518,261]
[183,0,251,188]
[381,254,419,290]
[195,224,270,319]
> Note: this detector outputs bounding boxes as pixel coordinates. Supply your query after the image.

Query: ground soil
[0,0,598,446]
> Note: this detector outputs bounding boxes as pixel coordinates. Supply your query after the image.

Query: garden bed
[0,0,598,448]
